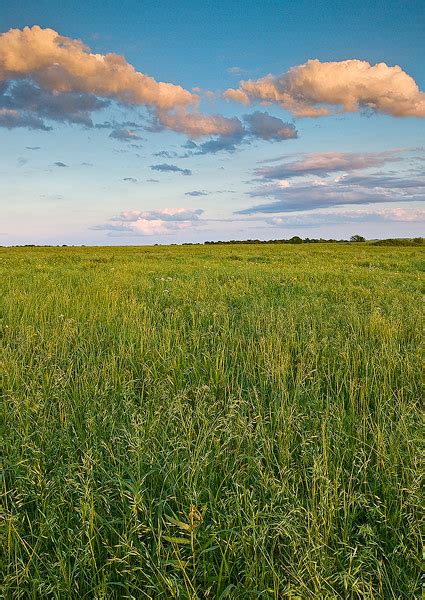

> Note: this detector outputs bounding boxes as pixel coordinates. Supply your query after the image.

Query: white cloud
[93,208,204,236]
[225,59,425,118]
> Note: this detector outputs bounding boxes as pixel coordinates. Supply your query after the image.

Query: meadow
[1,243,423,599]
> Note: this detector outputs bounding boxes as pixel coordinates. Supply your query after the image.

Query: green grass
[1,243,423,599]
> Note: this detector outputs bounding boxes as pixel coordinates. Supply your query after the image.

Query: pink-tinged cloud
[92,207,204,236]
[224,88,250,105]
[113,208,204,222]
[157,109,244,138]
[0,26,257,138]
[0,26,196,111]
[225,59,425,117]
[131,219,191,235]
[256,151,403,179]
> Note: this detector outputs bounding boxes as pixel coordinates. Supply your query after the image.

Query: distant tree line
[201,235,366,245]
[373,237,423,246]
[203,236,344,245]
[4,237,423,248]
[196,235,423,246]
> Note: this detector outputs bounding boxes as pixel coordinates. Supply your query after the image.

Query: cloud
[153,150,178,158]
[122,177,138,183]
[112,208,203,222]
[185,190,208,196]
[0,25,251,139]
[0,80,108,127]
[243,111,297,140]
[155,109,244,138]
[179,111,298,156]
[0,26,196,110]
[240,171,425,213]
[183,140,198,150]
[54,161,68,167]
[0,107,51,129]
[109,128,143,141]
[132,219,190,235]
[266,207,425,227]
[256,151,402,179]
[93,207,204,236]
[150,163,192,175]
[25,146,41,150]
[0,26,307,143]
[224,59,425,117]
[225,88,251,106]
[187,133,244,155]
[340,173,425,189]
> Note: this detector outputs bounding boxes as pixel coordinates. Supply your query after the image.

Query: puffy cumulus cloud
[256,151,403,179]
[243,111,297,140]
[265,207,425,227]
[92,207,204,236]
[0,25,196,110]
[0,107,50,129]
[240,171,425,214]
[150,163,192,176]
[224,59,425,118]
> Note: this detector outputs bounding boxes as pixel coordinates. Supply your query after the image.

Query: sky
[1,0,424,245]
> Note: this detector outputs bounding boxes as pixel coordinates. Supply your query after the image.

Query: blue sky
[1,0,424,244]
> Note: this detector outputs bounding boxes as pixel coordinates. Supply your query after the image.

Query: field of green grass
[1,244,423,598]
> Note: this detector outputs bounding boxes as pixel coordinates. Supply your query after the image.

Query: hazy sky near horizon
[1,0,424,244]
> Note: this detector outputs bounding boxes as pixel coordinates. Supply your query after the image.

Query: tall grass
[1,244,423,598]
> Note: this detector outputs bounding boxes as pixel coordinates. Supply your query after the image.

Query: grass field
[1,243,423,599]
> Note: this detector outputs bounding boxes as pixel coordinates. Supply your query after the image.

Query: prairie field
[1,243,423,599]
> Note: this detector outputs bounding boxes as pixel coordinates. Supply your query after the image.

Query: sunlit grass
[1,243,423,598]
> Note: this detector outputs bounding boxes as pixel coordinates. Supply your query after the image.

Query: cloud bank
[240,150,425,214]
[225,59,425,117]
[255,151,402,179]
[266,207,425,227]
[242,177,425,214]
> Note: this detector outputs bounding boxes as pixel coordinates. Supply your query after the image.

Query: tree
[350,234,366,242]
